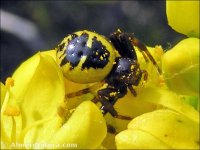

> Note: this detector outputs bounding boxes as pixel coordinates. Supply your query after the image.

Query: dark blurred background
[0,1,186,82]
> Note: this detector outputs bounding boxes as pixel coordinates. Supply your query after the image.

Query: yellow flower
[1,42,199,149]
[1,5,199,147]
[162,38,199,96]
[166,1,199,37]
[116,109,199,149]
[1,50,107,149]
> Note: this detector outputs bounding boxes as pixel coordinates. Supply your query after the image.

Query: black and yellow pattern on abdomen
[60,32,110,70]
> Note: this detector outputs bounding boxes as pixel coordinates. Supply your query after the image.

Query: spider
[56,29,162,133]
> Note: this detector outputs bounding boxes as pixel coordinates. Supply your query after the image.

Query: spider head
[112,58,142,86]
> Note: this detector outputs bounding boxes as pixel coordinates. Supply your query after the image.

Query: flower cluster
[1,1,199,149]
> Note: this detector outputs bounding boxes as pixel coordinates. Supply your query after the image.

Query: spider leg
[130,36,162,74]
[141,70,148,87]
[98,89,118,117]
[141,69,148,81]
[116,114,132,120]
[107,124,117,134]
[66,87,91,98]
[140,51,149,63]
[128,69,148,96]
[128,85,137,97]
[66,81,105,98]
[110,29,161,74]
[91,96,99,103]
[141,69,148,87]
[109,30,137,60]
[97,87,132,120]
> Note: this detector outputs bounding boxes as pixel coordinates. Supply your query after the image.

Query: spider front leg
[130,36,162,74]
[66,81,105,99]
[96,87,133,135]
[97,88,132,120]
[128,70,148,96]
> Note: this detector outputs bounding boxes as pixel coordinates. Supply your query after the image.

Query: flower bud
[166,1,199,37]
[162,38,199,96]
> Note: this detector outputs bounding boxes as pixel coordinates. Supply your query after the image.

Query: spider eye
[116,58,132,74]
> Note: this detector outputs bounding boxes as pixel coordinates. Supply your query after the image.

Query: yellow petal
[110,85,198,136]
[116,129,171,149]
[110,91,158,133]
[131,86,199,123]
[166,1,199,37]
[41,49,57,61]
[127,109,199,149]
[162,38,199,96]
[11,50,65,127]
[22,116,63,149]
[64,77,94,110]
[10,53,41,101]
[0,82,7,106]
[49,101,107,149]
